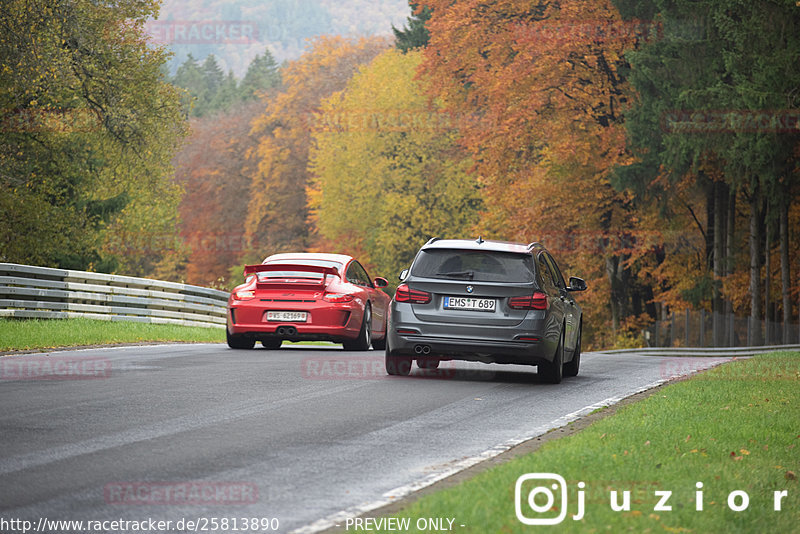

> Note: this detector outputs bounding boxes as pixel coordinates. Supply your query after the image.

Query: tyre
[386,354,412,376]
[385,336,412,376]
[261,339,282,350]
[563,324,581,378]
[226,329,255,350]
[538,329,564,384]
[417,359,440,370]
[343,304,371,351]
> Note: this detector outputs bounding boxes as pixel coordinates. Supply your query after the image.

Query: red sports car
[226,253,391,350]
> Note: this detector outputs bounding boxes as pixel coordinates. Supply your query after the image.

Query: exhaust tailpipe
[422,345,431,355]
[414,345,423,354]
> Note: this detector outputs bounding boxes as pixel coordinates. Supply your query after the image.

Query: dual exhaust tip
[276,326,298,337]
[414,344,431,355]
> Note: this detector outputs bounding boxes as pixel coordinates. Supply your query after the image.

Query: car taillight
[323,293,354,303]
[234,290,255,301]
[395,284,431,304]
[509,292,548,310]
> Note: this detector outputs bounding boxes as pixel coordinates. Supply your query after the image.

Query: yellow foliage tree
[307,49,483,279]
[245,36,389,261]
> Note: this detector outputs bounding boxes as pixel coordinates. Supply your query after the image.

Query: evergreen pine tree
[392,3,431,52]
[240,50,281,100]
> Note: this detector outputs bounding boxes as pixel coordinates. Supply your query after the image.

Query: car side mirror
[567,276,587,292]
[373,277,389,288]
[399,269,409,281]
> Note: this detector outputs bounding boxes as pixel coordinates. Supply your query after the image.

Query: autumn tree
[245,36,390,263]
[615,0,800,344]
[419,0,652,345]
[0,0,186,275]
[173,101,265,287]
[308,49,482,278]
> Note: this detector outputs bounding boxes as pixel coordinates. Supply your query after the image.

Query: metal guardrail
[0,263,229,328]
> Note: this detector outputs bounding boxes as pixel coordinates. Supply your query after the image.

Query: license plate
[443,296,496,312]
[266,311,308,322]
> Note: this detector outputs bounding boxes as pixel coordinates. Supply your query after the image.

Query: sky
[151,0,413,76]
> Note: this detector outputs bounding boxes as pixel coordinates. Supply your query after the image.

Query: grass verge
[0,318,224,352]
[371,352,800,532]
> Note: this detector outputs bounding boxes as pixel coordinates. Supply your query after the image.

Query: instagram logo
[514,473,584,525]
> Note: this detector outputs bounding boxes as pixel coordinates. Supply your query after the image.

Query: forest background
[2,0,798,349]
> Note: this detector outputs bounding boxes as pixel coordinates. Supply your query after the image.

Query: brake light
[395,284,431,304]
[323,293,354,303]
[233,290,255,301]
[509,292,548,310]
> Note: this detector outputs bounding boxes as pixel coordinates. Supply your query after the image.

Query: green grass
[0,318,224,352]
[374,352,800,533]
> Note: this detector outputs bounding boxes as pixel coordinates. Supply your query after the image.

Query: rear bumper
[387,331,553,365]
[387,302,557,365]
[227,301,361,342]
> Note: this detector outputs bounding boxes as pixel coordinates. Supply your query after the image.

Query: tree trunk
[764,210,771,345]
[712,181,725,346]
[724,189,736,346]
[780,198,791,344]
[606,255,621,337]
[749,187,763,346]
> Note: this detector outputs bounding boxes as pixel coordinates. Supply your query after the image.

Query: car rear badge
[466,285,474,293]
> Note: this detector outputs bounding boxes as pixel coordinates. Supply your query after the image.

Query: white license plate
[443,296,496,312]
[266,311,308,322]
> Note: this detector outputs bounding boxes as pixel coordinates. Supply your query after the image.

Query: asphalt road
[0,344,734,533]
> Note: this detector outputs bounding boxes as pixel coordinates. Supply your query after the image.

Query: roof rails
[527,241,543,250]
[425,237,441,245]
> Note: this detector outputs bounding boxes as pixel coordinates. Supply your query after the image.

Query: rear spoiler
[243,264,339,286]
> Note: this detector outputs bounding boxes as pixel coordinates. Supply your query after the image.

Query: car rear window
[410,249,535,283]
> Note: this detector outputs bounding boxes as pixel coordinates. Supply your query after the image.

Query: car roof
[421,238,539,255]
[263,252,353,265]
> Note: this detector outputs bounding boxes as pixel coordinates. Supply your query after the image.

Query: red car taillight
[233,290,255,301]
[395,284,431,304]
[323,293,354,303]
[509,292,548,310]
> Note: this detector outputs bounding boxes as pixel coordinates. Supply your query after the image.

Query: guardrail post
[670,311,675,347]
[699,309,705,347]
[685,309,690,346]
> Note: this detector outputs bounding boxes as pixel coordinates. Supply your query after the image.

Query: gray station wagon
[385,237,587,383]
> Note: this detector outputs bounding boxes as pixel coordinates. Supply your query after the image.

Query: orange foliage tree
[245,36,390,263]
[419,0,657,346]
[173,101,264,287]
